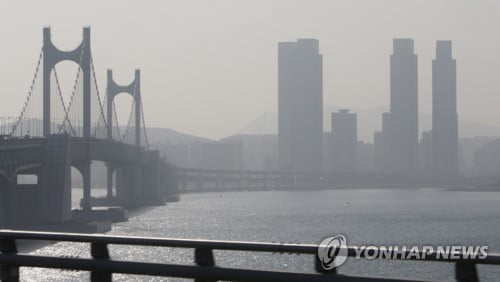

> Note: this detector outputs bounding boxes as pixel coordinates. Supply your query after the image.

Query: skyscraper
[331,109,357,173]
[278,39,323,172]
[374,112,392,173]
[419,131,433,177]
[432,41,458,179]
[388,39,419,174]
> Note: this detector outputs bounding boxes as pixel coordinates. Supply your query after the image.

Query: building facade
[278,39,323,172]
[419,131,433,177]
[388,39,419,175]
[432,40,458,180]
[331,109,357,173]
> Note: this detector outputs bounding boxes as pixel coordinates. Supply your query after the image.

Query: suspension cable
[93,88,108,138]
[119,80,139,144]
[53,67,76,136]
[59,36,87,135]
[59,66,82,133]
[120,97,135,143]
[90,54,108,134]
[112,99,121,139]
[10,47,43,136]
[140,96,150,150]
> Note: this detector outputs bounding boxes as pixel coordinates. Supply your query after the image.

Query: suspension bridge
[0,27,178,228]
[0,27,433,230]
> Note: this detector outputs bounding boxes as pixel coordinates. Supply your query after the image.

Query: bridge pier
[106,164,114,199]
[2,182,15,227]
[12,169,43,226]
[74,161,92,211]
[83,162,92,211]
[0,135,75,226]
[141,150,163,204]
[113,164,153,206]
[115,166,131,200]
[134,163,142,198]
[42,134,73,222]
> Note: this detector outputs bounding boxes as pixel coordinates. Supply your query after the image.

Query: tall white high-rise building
[432,40,458,180]
[388,39,419,174]
[278,39,323,172]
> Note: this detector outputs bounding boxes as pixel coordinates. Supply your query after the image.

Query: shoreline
[180,185,500,194]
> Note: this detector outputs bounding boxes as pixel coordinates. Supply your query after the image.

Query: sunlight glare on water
[22,189,500,281]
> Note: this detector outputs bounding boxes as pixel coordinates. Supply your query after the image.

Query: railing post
[455,262,478,282]
[90,242,111,282]
[314,255,337,275]
[194,247,215,282]
[0,238,19,282]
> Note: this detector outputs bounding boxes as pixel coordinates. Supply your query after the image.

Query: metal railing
[0,230,498,281]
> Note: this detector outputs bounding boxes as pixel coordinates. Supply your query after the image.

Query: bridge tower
[42,27,93,211]
[106,70,142,199]
[42,27,92,138]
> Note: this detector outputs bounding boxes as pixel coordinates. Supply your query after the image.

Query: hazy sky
[1,1,499,140]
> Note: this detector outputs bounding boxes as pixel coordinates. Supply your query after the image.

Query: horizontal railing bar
[1,230,499,265]
[0,230,318,252]
[0,254,425,282]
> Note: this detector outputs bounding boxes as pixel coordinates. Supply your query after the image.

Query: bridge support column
[2,182,15,227]
[41,134,72,222]
[163,163,179,198]
[80,161,92,211]
[141,151,162,204]
[115,165,141,206]
[115,167,127,199]
[106,164,113,199]
[134,163,142,198]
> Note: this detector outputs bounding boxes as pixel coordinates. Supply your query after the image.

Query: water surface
[22,188,500,281]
